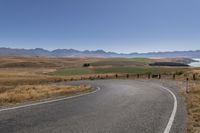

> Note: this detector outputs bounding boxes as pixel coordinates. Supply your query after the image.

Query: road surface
[0,80,186,133]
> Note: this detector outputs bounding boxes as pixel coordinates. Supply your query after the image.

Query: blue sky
[0,0,200,53]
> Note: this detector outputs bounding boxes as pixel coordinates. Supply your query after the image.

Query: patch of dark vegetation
[149,62,189,67]
[175,71,184,75]
[151,74,159,78]
[83,63,90,67]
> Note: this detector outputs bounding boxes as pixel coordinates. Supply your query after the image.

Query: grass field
[90,58,152,67]
[0,57,100,105]
[52,66,189,77]
[94,67,157,74]
[52,68,94,76]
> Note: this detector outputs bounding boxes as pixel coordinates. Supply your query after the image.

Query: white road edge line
[0,87,101,112]
[160,86,178,133]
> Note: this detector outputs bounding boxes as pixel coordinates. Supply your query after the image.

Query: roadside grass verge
[185,81,200,133]
[0,84,92,106]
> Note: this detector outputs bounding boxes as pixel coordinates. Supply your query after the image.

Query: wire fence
[62,73,200,93]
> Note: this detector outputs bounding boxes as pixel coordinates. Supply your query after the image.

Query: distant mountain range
[1,47,200,58]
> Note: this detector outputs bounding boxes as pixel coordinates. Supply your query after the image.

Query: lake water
[189,58,200,67]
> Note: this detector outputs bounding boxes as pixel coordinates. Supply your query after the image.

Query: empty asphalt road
[0,80,186,133]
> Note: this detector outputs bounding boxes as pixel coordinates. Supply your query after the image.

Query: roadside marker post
[148,74,151,79]
[173,74,175,80]
[186,78,189,93]
[193,74,196,81]
[137,74,139,78]
[158,74,161,79]
[126,74,129,78]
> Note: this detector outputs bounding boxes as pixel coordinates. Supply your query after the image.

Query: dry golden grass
[0,56,102,68]
[0,57,103,85]
[0,57,101,106]
[184,81,200,133]
[0,84,92,106]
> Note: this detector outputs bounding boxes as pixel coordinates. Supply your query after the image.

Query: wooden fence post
[126,74,129,78]
[158,74,161,79]
[173,74,175,80]
[193,74,196,80]
[186,78,189,93]
[148,74,151,79]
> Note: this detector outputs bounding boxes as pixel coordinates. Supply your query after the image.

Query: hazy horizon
[1,47,200,54]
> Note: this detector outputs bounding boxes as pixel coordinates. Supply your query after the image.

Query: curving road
[0,80,186,133]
